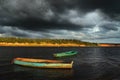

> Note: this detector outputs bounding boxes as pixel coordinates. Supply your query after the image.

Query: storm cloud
[0,0,120,43]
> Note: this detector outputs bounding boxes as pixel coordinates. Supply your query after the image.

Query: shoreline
[0,42,95,47]
[0,42,119,47]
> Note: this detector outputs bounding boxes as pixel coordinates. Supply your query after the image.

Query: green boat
[53,51,78,57]
[13,58,73,69]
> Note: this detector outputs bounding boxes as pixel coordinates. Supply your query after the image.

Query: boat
[13,58,73,69]
[53,51,78,57]
[13,57,63,63]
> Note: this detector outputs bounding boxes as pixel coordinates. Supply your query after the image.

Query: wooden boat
[53,51,78,57]
[13,57,63,63]
[13,58,73,69]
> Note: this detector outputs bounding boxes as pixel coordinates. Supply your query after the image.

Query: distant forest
[0,37,97,46]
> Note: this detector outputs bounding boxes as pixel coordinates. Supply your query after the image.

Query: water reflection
[13,65,73,80]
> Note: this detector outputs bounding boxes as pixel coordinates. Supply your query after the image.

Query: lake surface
[0,47,120,80]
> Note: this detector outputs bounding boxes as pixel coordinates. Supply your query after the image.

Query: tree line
[0,37,97,46]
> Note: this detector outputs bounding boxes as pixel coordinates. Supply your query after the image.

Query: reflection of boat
[13,57,63,63]
[13,65,73,78]
[13,58,73,69]
[53,51,78,57]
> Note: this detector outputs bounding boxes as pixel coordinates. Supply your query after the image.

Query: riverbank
[0,42,119,47]
[0,37,97,47]
[0,42,88,47]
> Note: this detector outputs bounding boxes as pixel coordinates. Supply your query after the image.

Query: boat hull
[13,59,73,69]
[53,51,78,57]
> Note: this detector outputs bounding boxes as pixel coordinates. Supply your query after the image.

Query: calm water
[0,47,120,80]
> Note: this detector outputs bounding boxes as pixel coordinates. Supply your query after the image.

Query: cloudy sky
[0,0,120,43]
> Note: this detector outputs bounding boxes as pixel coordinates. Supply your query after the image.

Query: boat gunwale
[13,57,63,63]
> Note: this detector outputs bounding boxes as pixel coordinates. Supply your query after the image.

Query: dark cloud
[0,0,120,43]
[99,22,119,31]
[0,18,82,31]
[0,0,84,31]
[0,0,120,30]
[48,0,120,15]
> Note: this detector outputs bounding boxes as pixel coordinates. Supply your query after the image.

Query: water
[0,47,120,80]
